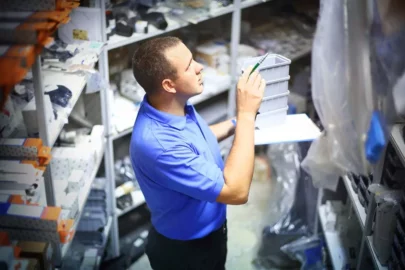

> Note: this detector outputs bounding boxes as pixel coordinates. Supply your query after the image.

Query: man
[130,36,265,270]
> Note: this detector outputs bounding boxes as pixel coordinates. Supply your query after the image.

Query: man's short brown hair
[132,36,181,95]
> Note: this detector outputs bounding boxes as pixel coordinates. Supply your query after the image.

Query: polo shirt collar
[142,95,194,130]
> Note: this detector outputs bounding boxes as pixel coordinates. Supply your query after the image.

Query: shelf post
[97,0,120,258]
[228,0,241,118]
[33,55,55,206]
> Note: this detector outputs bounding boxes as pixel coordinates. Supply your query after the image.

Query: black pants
[146,221,228,270]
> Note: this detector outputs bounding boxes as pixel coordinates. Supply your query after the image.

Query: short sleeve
[147,144,224,202]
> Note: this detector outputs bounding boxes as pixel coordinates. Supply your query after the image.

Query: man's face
[164,42,204,98]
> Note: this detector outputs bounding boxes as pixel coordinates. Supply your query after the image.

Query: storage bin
[259,91,289,113]
[264,76,290,96]
[255,106,288,129]
[242,54,291,82]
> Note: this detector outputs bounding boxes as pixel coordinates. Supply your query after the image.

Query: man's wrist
[236,112,256,123]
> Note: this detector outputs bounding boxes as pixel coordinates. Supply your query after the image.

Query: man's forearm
[222,113,255,200]
[209,118,236,142]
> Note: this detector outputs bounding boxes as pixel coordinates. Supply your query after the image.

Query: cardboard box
[17,241,53,270]
[195,41,228,69]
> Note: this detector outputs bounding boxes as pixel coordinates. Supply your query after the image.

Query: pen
[249,52,269,75]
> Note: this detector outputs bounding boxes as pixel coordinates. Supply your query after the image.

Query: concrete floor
[129,167,281,270]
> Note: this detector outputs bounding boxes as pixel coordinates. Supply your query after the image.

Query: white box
[67,170,85,192]
[255,106,288,129]
[260,91,289,113]
[53,180,68,195]
[60,192,79,219]
[264,76,290,96]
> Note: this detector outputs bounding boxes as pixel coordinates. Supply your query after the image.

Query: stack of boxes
[0,138,51,206]
[0,204,76,269]
[51,125,104,221]
[242,54,291,129]
[0,125,105,268]
[0,230,54,270]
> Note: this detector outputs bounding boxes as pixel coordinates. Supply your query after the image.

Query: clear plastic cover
[253,143,319,269]
[301,133,343,191]
[280,236,325,270]
[302,0,368,189]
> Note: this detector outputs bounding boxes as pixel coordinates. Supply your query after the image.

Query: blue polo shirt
[129,96,226,240]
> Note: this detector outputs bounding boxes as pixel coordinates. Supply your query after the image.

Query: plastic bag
[280,236,325,270]
[264,143,302,230]
[301,133,343,191]
[302,0,370,191]
[253,143,316,269]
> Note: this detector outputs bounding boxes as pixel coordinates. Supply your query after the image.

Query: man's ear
[162,79,176,94]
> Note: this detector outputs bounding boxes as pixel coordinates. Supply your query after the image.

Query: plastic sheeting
[281,236,325,270]
[253,142,321,270]
[302,0,372,191]
[303,0,405,191]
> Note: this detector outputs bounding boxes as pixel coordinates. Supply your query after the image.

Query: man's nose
[196,62,204,72]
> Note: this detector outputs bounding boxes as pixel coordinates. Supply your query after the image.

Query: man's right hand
[236,66,265,121]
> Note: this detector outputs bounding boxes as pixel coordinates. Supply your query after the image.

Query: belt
[150,220,227,243]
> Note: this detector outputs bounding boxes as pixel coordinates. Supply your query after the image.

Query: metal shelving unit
[2,0,316,267]
[28,46,115,266]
